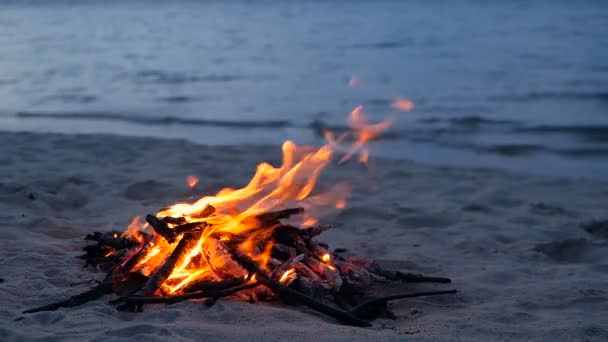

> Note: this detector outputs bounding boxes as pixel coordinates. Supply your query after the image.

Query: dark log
[146,214,177,243]
[79,245,125,270]
[191,204,216,219]
[174,221,209,235]
[162,216,186,225]
[350,290,457,319]
[147,214,208,243]
[85,231,139,251]
[142,232,201,295]
[226,247,371,327]
[304,225,331,238]
[255,207,304,224]
[270,254,304,279]
[112,272,149,297]
[111,243,152,281]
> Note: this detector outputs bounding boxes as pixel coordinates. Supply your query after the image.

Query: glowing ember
[279,268,296,284]
[349,76,360,88]
[392,97,415,112]
[186,176,199,188]
[321,253,331,263]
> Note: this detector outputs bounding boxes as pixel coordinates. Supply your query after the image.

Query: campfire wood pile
[24,206,455,327]
[23,106,455,326]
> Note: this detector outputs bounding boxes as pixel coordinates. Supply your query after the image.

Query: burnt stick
[124,282,259,305]
[146,214,176,243]
[350,290,457,319]
[23,242,153,314]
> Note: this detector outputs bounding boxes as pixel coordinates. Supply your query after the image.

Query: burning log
[145,214,175,243]
[252,207,304,226]
[141,232,201,295]
[162,216,187,225]
[146,214,208,244]
[190,204,216,219]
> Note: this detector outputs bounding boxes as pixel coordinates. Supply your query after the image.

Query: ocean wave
[131,70,277,85]
[418,115,520,127]
[15,111,290,128]
[348,39,412,50]
[488,91,608,103]
[518,124,608,143]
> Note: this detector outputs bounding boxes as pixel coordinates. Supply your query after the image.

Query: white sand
[1,131,607,341]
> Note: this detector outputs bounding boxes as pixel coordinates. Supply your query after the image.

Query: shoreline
[1,124,607,181]
[1,131,607,341]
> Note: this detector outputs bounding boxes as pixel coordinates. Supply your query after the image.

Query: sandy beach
[0,131,606,341]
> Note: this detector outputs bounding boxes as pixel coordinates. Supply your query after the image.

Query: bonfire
[24,102,455,327]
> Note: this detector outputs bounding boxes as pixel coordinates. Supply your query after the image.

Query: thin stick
[360,261,452,284]
[349,290,457,318]
[23,242,152,314]
[124,282,259,305]
[23,284,107,314]
[182,277,245,294]
[226,247,371,327]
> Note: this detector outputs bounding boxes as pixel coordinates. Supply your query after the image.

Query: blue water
[1,0,607,178]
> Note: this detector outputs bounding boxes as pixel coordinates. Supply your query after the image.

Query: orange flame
[339,105,393,164]
[186,176,199,188]
[121,106,393,295]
